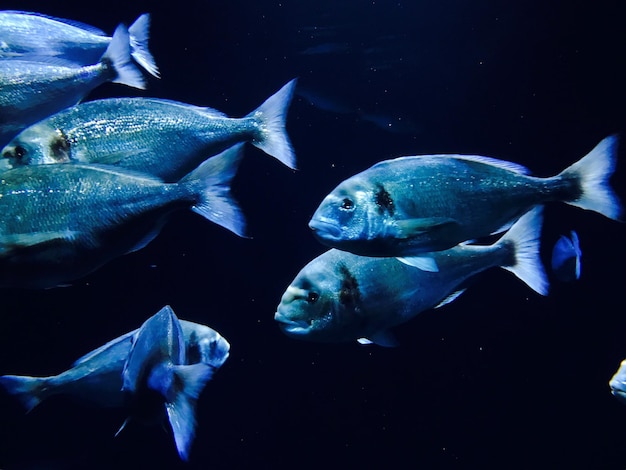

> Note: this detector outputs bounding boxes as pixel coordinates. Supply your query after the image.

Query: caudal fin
[246,79,297,169]
[128,13,160,78]
[165,363,215,461]
[498,206,549,296]
[103,24,146,90]
[181,144,246,237]
[558,135,622,221]
[0,375,47,412]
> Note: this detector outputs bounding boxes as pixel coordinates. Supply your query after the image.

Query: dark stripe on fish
[338,263,361,306]
[50,129,71,162]
[374,184,394,216]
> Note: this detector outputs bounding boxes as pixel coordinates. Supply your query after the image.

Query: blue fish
[309,136,621,270]
[0,11,158,77]
[276,207,547,346]
[0,145,245,289]
[2,79,298,177]
[0,24,146,147]
[0,306,229,461]
[551,230,581,282]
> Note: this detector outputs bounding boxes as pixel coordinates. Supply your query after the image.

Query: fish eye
[13,145,26,160]
[340,198,354,211]
[307,292,319,303]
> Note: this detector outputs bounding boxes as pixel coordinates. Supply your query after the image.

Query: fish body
[2,79,298,177]
[0,145,244,288]
[0,315,230,412]
[276,207,548,345]
[309,136,621,258]
[0,11,158,77]
[0,24,145,147]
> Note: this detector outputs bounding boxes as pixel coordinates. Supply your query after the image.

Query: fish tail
[128,13,160,78]
[558,135,622,221]
[103,24,146,90]
[498,206,549,296]
[0,375,47,412]
[180,143,247,237]
[246,78,297,169]
[165,363,215,461]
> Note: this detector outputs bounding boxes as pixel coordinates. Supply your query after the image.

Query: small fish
[2,79,298,178]
[0,311,229,412]
[0,11,159,77]
[551,230,581,282]
[0,145,245,289]
[0,306,229,462]
[610,359,626,405]
[0,24,146,147]
[276,207,548,346]
[309,136,622,268]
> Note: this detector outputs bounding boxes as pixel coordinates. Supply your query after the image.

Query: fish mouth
[274,310,310,335]
[308,217,342,240]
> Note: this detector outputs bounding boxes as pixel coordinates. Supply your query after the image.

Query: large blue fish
[0,11,158,77]
[0,24,146,147]
[121,306,216,461]
[0,145,245,289]
[276,207,547,346]
[0,306,229,461]
[2,79,298,178]
[309,136,621,269]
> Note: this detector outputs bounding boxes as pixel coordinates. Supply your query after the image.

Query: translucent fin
[247,79,297,169]
[396,255,439,272]
[103,24,146,90]
[0,375,47,412]
[128,13,160,78]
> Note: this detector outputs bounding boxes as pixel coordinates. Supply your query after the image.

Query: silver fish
[2,79,297,178]
[0,145,245,289]
[0,306,229,462]
[0,311,229,410]
[0,11,158,77]
[309,136,621,268]
[0,24,145,147]
[276,207,547,346]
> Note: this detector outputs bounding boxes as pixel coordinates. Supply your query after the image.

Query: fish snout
[308,216,343,239]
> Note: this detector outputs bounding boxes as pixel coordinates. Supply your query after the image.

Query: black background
[1,1,625,468]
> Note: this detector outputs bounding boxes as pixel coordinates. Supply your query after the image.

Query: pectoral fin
[357,330,398,347]
[0,230,80,255]
[397,255,439,272]
[395,217,459,239]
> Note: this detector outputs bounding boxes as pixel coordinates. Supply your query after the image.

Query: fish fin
[551,230,582,282]
[0,375,47,412]
[72,330,136,366]
[166,363,215,461]
[447,154,531,175]
[358,330,398,347]
[498,206,549,296]
[558,135,623,221]
[396,255,439,272]
[247,78,297,169]
[115,417,131,437]
[103,24,146,90]
[182,144,247,237]
[0,230,81,254]
[128,13,160,78]
[434,289,466,308]
[395,217,459,238]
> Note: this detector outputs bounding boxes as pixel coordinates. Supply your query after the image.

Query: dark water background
[1,1,625,468]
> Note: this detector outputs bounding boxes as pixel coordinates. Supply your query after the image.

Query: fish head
[610,359,626,404]
[180,321,231,370]
[2,122,72,167]
[275,250,367,343]
[309,177,394,252]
